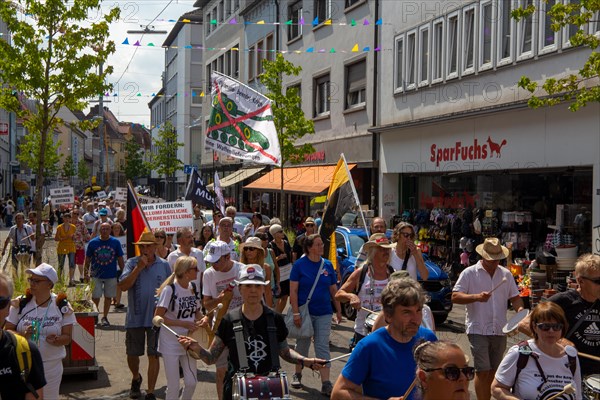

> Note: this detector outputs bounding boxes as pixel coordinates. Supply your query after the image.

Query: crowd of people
[0,202,598,400]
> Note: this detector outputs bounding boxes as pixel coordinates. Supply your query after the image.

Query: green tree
[514,1,599,111]
[62,154,76,184]
[259,54,315,226]
[77,159,90,183]
[123,138,148,182]
[0,0,119,265]
[152,121,183,201]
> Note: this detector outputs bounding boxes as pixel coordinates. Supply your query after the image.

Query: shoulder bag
[285,259,325,339]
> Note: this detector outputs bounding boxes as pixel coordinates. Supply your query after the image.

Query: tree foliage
[152,120,184,179]
[513,0,600,111]
[77,159,90,182]
[62,154,76,179]
[0,0,119,264]
[123,138,149,182]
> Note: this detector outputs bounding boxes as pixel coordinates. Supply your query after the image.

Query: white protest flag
[213,171,226,216]
[205,72,282,166]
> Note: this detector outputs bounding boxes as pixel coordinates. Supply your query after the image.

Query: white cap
[204,240,231,263]
[26,263,58,284]
[236,264,270,286]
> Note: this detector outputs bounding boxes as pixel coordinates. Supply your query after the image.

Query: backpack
[168,282,200,312]
[355,264,395,295]
[5,330,40,399]
[16,294,69,326]
[512,341,577,393]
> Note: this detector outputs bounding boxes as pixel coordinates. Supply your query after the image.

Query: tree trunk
[34,129,48,267]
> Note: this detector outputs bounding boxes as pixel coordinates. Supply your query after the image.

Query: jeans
[295,313,332,361]
[57,252,75,278]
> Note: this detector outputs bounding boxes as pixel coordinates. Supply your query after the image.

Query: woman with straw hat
[240,236,273,307]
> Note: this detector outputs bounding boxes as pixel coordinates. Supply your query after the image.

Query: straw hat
[240,237,265,255]
[476,238,509,261]
[133,232,159,245]
[362,233,395,251]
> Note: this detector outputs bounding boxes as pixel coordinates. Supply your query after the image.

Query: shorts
[92,277,117,299]
[75,248,85,264]
[126,327,160,357]
[278,280,290,297]
[468,334,507,372]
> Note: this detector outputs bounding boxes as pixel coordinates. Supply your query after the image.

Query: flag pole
[341,153,369,237]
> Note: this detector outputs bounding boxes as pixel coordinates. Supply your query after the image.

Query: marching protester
[71,208,90,284]
[492,301,582,400]
[240,236,273,307]
[167,227,206,289]
[118,232,172,400]
[91,208,112,238]
[202,240,244,400]
[0,272,46,400]
[55,212,77,286]
[192,205,207,246]
[153,229,171,259]
[290,233,342,396]
[178,264,327,400]
[352,217,387,269]
[110,222,126,309]
[6,264,76,400]
[291,217,318,262]
[270,223,293,313]
[390,222,428,281]
[255,231,279,299]
[196,225,215,251]
[225,206,244,237]
[451,237,524,400]
[242,211,263,241]
[213,217,240,261]
[154,256,203,400]
[331,277,437,400]
[2,212,34,271]
[26,211,45,265]
[83,203,97,234]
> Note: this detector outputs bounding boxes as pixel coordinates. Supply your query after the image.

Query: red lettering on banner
[429,137,506,166]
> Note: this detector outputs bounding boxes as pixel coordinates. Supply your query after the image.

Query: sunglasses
[423,366,475,381]
[0,296,10,310]
[27,278,48,284]
[399,232,413,238]
[305,223,315,227]
[580,276,600,285]
[244,247,258,252]
[536,323,564,332]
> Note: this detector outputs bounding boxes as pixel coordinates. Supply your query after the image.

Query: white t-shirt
[83,212,98,231]
[167,247,207,289]
[156,282,200,355]
[26,223,45,252]
[453,261,520,335]
[202,261,243,310]
[495,339,582,400]
[355,272,389,336]
[389,250,419,280]
[7,293,77,361]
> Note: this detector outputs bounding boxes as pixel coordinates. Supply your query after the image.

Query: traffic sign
[184,164,198,174]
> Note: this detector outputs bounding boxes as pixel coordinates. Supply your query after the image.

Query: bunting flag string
[119,17,385,27]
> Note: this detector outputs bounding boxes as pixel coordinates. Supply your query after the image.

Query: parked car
[333,226,453,325]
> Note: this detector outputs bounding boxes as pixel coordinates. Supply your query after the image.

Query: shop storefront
[377,103,600,263]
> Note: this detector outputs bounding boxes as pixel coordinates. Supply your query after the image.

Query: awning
[244,164,356,195]
[207,167,265,189]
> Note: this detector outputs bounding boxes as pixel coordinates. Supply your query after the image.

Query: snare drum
[584,374,600,400]
[232,372,290,400]
[364,313,379,334]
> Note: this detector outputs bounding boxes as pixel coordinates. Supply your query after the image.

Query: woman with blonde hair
[240,236,273,307]
[154,256,203,400]
[391,222,428,280]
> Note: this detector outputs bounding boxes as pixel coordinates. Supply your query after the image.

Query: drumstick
[324,353,353,363]
[152,316,180,338]
[361,307,379,314]
[489,277,508,294]
[579,352,600,362]
[402,377,418,400]
[547,383,576,400]
[206,303,223,315]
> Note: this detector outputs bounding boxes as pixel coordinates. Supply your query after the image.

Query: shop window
[288,1,303,41]
[314,0,331,24]
[419,25,430,87]
[539,0,558,54]
[345,59,366,109]
[479,0,494,71]
[314,74,331,117]
[517,0,535,60]
[394,35,404,93]
[497,0,514,65]
[562,0,581,48]
[432,18,444,83]
[406,30,417,90]
[446,12,460,80]
[462,5,476,75]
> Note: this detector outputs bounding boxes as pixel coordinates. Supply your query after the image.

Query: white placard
[593,224,600,256]
[138,195,165,204]
[117,236,128,262]
[141,200,193,234]
[96,190,107,199]
[115,187,127,201]
[49,187,74,205]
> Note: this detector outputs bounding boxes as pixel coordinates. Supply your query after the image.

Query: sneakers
[144,394,156,400]
[115,303,125,309]
[321,380,333,397]
[100,317,110,327]
[291,373,302,389]
[129,375,142,399]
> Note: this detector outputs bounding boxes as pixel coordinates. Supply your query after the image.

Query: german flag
[126,181,152,258]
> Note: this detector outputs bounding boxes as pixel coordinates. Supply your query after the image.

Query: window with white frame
[206,11,211,35]
[219,0,224,22]
[406,30,417,89]
[234,0,240,11]
[590,10,599,35]
[192,89,202,105]
[419,25,430,86]
[288,1,303,40]
[432,19,444,82]
[314,0,331,24]
[345,59,366,109]
[447,13,460,79]
[517,0,534,59]
[314,74,330,116]
[395,35,404,92]
[498,0,514,64]
[563,0,581,47]
[232,46,239,78]
[479,0,494,70]
[462,6,476,74]
[225,0,232,18]
[539,0,558,53]
[212,6,218,30]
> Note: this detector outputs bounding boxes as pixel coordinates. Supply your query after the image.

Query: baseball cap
[236,264,270,286]
[26,263,59,284]
[98,208,108,216]
[204,240,231,263]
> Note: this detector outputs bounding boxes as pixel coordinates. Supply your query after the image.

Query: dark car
[333,226,453,325]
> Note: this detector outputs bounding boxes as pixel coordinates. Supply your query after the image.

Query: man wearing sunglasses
[167,227,206,290]
[291,217,318,262]
[0,272,46,399]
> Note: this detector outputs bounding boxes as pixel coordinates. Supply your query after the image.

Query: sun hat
[240,237,265,255]
[204,240,231,263]
[133,231,159,245]
[269,224,283,236]
[26,263,58,284]
[476,238,509,261]
[389,270,411,281]
[236,264,270,286]
[304,217,315,225]
[363,233,395,251]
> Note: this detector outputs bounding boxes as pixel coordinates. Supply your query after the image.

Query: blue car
[333,226,453,325]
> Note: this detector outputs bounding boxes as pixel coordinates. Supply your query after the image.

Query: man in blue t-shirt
[332,278,437,400]
[84,222,124,327]
[118,231,171,400]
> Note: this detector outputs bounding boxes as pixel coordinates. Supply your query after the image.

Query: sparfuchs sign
[430,136,507,167]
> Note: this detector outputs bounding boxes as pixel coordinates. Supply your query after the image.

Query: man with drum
[179,264,326,400]
[452,238,524,400]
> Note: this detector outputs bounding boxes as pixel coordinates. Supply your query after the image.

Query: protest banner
[115,187,127,201]
[140,200,194,234]
[49,187,75,206]
[138,195,165,205]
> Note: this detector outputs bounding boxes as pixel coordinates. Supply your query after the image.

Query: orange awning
[244,164,356,195]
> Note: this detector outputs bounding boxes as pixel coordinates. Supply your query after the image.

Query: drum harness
[232,307,280,376]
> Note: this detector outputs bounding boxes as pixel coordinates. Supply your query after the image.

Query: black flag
[184,169,215,209]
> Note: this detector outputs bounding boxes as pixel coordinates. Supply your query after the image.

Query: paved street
[0,228,529,399]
